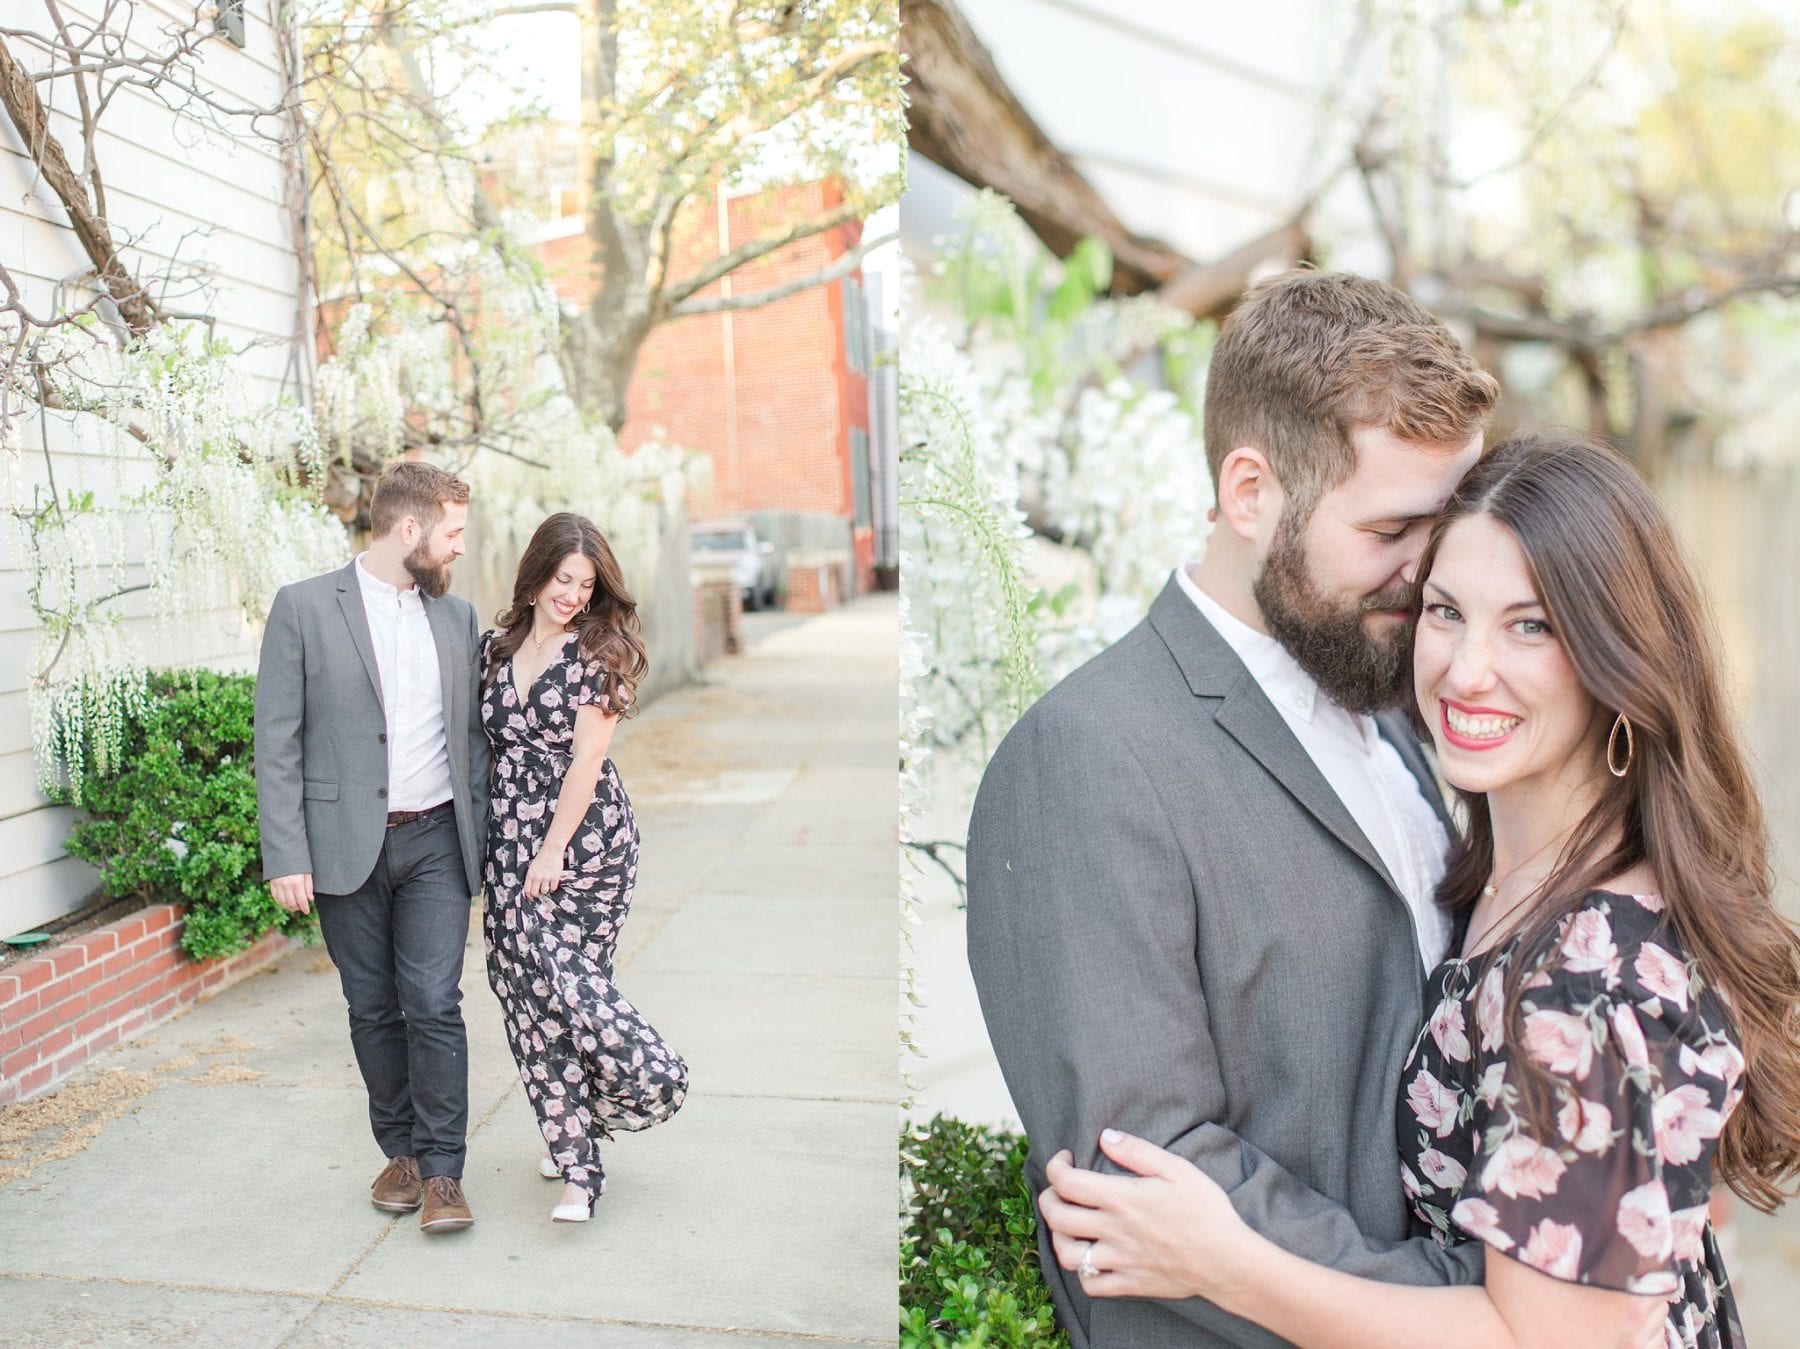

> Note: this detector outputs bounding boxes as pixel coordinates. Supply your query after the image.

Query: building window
[842,275,868,375]
[850,426,871,527]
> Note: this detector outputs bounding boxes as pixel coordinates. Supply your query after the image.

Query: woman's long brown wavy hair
[486,512,648,715]
[1411,431,1800,1212]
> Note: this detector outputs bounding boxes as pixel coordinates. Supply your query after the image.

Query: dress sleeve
[1446,898,1740,1296]
[570,655,628,716]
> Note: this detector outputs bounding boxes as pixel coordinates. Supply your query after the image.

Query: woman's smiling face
[536,550,597,623]
[1413,512,1606,797]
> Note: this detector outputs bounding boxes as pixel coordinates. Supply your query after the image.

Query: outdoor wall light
[215,1,246,49]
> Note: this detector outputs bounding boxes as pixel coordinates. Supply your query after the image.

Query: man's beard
[1252,509,1412,716]
[403,538,454,599]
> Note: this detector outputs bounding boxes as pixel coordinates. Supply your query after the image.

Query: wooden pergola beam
[901,0,1188,295]
[900,0,1308,313]
[1157,217,1311,321]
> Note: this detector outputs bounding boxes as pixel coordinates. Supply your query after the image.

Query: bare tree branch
[372,13,507,239]
[0,31,156,334]
[1354,138,1416,291]
[1438,273,1800,353]
[1440,0,1628,191]
[904,839,967,904]
[673,228,896,316]
[662,197,864,309]
[901,0,1190,294]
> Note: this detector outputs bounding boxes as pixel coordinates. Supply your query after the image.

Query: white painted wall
[1,0,309,937]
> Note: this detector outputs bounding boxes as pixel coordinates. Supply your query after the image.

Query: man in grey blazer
[255,461,489,1234]
[967,272,1502,1345]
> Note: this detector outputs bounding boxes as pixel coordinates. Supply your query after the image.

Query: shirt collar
[1174,563,1319,723]
[354,552,418,604]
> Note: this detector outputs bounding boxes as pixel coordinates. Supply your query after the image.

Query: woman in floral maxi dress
[481,513,687,1222]
[1038,435,1800,1347]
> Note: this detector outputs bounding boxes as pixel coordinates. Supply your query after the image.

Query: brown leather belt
[386,799,454,829]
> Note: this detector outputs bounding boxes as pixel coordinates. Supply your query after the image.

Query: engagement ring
[1077,1243,1099,1280]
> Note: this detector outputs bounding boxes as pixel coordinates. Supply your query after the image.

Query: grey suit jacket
[966,576,1483,1348]
[253,560,489,897]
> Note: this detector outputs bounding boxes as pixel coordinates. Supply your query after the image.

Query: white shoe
[549,1177,604,1223]
[539,1154,559,1179]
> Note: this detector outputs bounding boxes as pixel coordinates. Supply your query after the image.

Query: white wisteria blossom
[4,323,349,797]
[899,197,1217,1070]
[897,578,934,1080]
[460,391,708,616]
[6,255,701,800]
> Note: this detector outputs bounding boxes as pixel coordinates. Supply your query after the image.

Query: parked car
[691,520,779,610]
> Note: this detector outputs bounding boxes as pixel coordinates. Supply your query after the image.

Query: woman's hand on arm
[1041,1131,1665,1349]
[523,704,619,899]
[1040,1129,1255,1303]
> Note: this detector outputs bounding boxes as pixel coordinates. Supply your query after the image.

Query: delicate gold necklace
[1467,831,1572,952]
[1479,828,1571,902]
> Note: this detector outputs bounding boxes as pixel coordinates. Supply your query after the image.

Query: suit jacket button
[379,733,387,743]
[378,788,387,798]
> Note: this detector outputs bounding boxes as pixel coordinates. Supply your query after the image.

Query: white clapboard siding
[1,1,305,399]
[4,856,102,939]
[0,804,83,873]
[0,749,49,821]
[1,0,307,937]
[51,0,292,102]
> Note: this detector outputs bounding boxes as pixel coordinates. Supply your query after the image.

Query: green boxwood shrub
[64,669,314,961]
[901,1114,1068,1347]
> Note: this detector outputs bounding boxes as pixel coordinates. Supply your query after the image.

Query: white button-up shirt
[1176,565,1452,968]
[354,554,453,813]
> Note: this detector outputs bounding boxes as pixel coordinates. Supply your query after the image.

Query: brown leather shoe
[370,1155,422,1212]
[419,1175,474,1233]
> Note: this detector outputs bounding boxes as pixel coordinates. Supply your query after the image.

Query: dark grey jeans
[315,808,471,1179]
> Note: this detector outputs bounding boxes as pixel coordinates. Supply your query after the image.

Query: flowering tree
[0,1,708,797]
[295,0,897,604]
[302,0,902,433]
[1334,0,1800,467]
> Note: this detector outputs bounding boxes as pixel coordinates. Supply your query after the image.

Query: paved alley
[0,597,898,1347]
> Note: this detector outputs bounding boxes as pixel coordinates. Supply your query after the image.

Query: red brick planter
[784,550,850,614]
[0,906,299,1108]
[692,569,745,668]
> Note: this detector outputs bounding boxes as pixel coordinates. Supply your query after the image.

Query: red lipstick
[1438,699,1522,752]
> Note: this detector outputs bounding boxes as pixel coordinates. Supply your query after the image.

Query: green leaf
[62,669,316,962]
[1046,237,1112,324]
[900,1115,1069,1347]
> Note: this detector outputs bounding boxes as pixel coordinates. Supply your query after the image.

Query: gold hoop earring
[1606,713,1634,778]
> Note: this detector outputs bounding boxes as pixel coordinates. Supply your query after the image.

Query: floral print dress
[480,632,688,1197]
[1398,889,1744,1347]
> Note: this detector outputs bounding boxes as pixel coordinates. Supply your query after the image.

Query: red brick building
[538,178,876,594]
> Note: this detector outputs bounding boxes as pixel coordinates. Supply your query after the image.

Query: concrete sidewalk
[0,597,899,1346]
